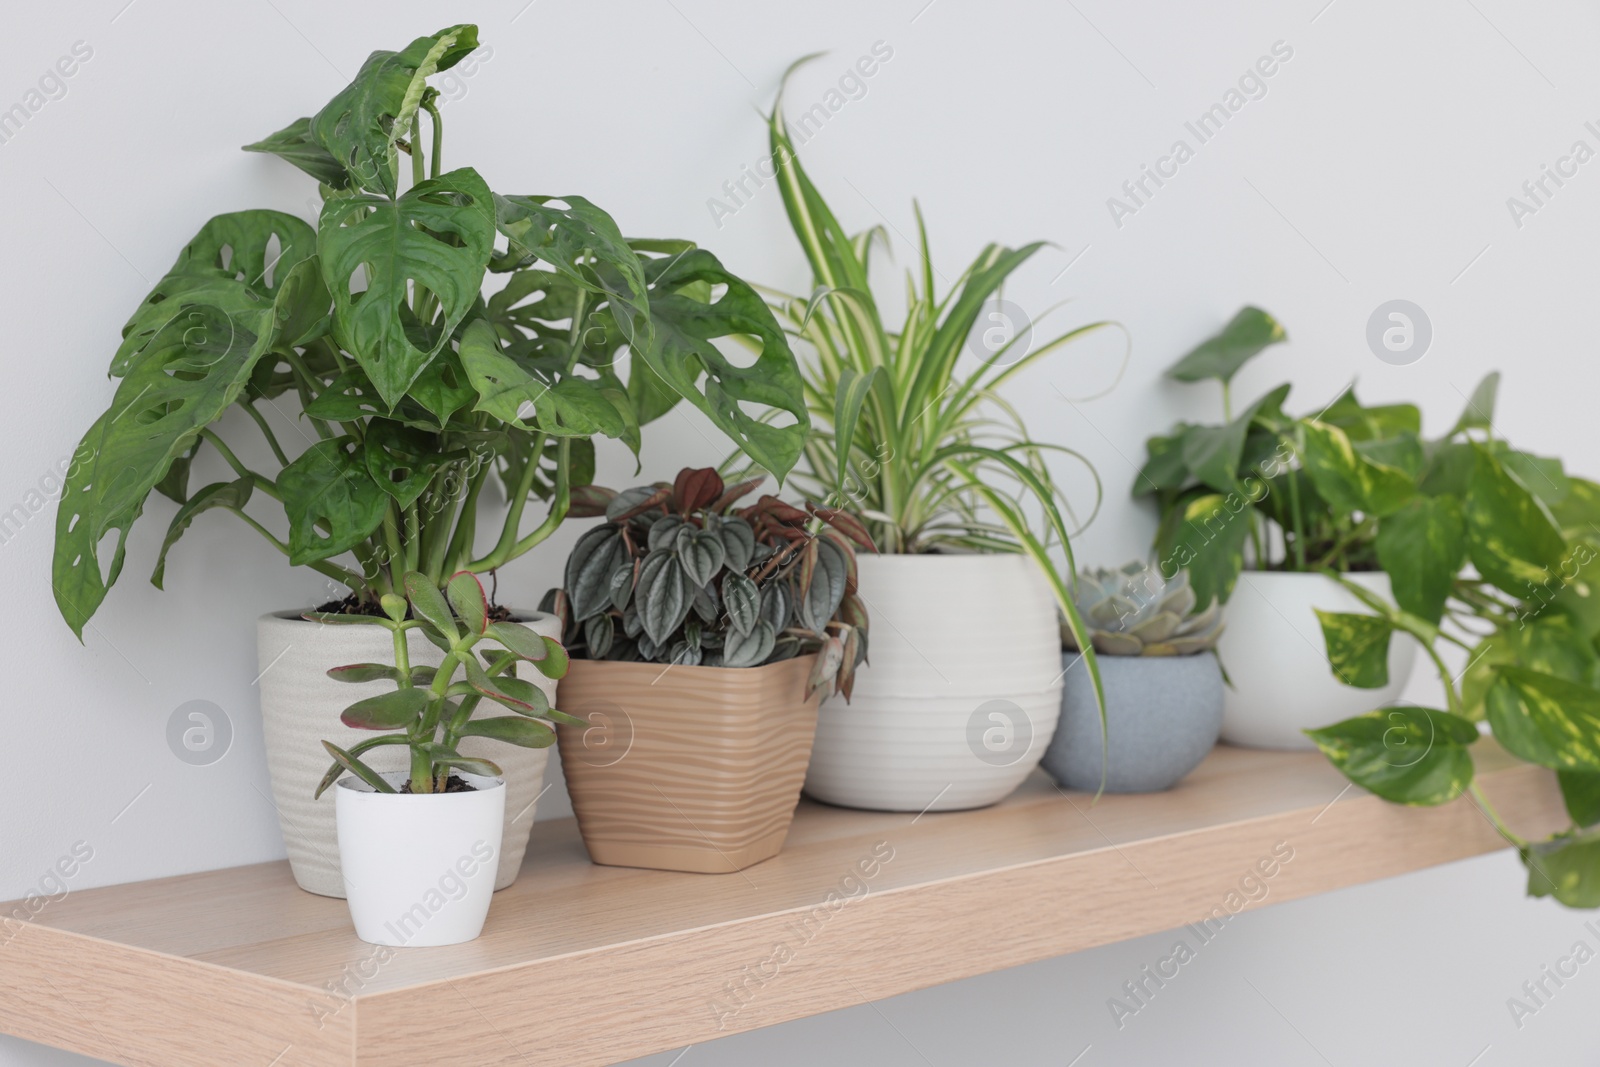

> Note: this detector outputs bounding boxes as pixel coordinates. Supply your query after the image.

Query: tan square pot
[554,655,820,873]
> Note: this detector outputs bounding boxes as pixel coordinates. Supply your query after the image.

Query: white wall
[4,0,1599,1063]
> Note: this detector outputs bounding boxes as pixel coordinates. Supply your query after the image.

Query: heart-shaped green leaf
[1165,306,1286,385]
[1487,667,1600,771]
[1305,706,1477,805]
[1374,495,1465,625]
[1315,611,1394,689]
[1466,445,1565,598]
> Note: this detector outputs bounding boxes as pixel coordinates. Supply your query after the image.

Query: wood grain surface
[0,742,1564,1067]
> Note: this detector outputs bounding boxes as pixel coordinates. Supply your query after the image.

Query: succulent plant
[545,467,873,699]
[1062,562,1223,656]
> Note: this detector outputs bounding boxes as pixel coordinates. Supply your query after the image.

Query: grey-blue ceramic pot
[1041,652,1224,793]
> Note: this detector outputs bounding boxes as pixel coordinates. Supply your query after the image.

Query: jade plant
[52,23,807,637]
[1139,307,1515,610]
[1062,563,1223,656]
[313,569,575,796]
[546,467,872,698]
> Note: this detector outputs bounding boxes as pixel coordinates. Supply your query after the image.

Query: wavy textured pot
[335,771,504,947]
[804,554,1063,812]
[257,610,560,897]
[1217,571,1418,749]
[554,655,819,873]
[1043,652,1223,793]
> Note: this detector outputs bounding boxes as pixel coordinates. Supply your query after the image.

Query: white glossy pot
[1217,571,1418,749]
[805,554,1063,812]
[335,771,504,947]
[257,610,559,897]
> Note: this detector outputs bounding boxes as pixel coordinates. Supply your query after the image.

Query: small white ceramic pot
[335,771,505,947]
[258,610,559,897]
[1216,571,1418,749]
[805,553,1064,812]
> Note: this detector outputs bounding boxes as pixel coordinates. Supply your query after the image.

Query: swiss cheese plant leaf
[1465,445,1565,598]
[458,319,639,444]
[1304,706,1477,806]
[112,211,318,375]
[317,167,495,408]
[277,437,388,565]
[243,116,353,189]
[1486,667,1600,771]
[150,476,254,589]
[363,421,447,508]
[1525,828,1600,908]
[1299,419,1415,518]
[1165,306,1286,385]
[309,25,478,197]
[1374,495,1466,625]
[54,297,282,638]
[634,247,808,482]
[490,195,650,338]
[1315,611,1394,688]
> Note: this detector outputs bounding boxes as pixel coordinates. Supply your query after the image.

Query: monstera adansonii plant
[51,24,808,637]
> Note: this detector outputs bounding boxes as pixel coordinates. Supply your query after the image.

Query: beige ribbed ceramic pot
[554,655,820,873]
[257,609,561,898]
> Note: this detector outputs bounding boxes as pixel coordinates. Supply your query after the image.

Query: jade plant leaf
[457,715,556,748]
[1165,306,1286,385]
[486,621,551,662]
[1374,495,1466,625]
[403,570,457,639]
[308,25,479,197]
[319,740,398,794]
[1486,667,1600,771]
[1304,706,1477,805]
[317,166,496,408]
[446,571,488,635]
[341,687,429,729]
[1315,610,1394,688]
[277,437,388,565]
[1466,445,1565,599]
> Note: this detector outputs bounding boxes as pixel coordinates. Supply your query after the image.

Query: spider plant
[734,56,1126,757]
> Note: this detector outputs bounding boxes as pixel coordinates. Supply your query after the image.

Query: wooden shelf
[1,743,1563,1067]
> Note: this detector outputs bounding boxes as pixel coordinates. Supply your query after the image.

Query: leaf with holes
[363,421,448,508]
[54,299,281,638]
[244,116,353,189]
[309,25,478,197]
[278,437,388,565]
[318,167,495,408]
[150,477,254,589]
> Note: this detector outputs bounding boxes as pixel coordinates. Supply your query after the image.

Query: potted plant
[738,58,1115,812]
[1136,307,1455,747]
[545,467,871,873]
[50,25,809,896]
[1042,563,1225,793]
[1301,384,1600,907]
[312,569,573,945]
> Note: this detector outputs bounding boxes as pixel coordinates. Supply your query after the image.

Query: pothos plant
[547,467,872,698]
[314,570,576,796]
[52,24,807,638]
[729,55,1121,719]
[1297,378,1600,907]
[1139,307,1512,610]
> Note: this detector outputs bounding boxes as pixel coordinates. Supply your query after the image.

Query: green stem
[433,460,489,582]
[425,100,443,180]
[1220,380,1233,422]
[1469,782,1529,849]
[281,349,335,441]
[382,508,405,591]
[1286,468,1307,571]
[241,402,290,467]
[404,502,421,573]
[468,438,571,572]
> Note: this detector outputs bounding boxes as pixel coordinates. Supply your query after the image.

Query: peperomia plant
[313,569,576,796]
[52,24,807,638]
[1139,307,1513,610]
[546,467,872,698]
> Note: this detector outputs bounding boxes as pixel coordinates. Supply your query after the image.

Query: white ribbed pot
[1217,571,1418,750]
[257,609,560,897]
[805,553,1064,812]
[335,771,504,947]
